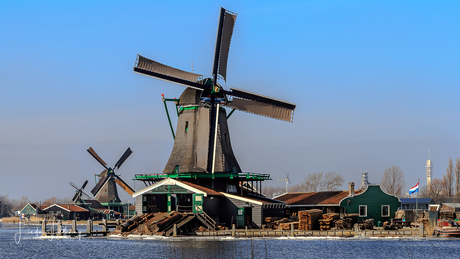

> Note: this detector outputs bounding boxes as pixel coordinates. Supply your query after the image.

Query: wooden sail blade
[114,175,135,196]
[225,97,295,122]
[134,55,210,91]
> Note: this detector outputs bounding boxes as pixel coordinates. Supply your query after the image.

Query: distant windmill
[69,180,91,204]
[87,147,135,204]
[278,173,291,194]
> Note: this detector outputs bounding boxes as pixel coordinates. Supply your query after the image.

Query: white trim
[338,185,401,205]
[42,204,88,212]
[359,205,367,217]
[132,178,208,198]
[221,192,263,206]
[381,205,390,217]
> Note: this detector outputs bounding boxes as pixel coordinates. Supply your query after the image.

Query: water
[1,222,460,258]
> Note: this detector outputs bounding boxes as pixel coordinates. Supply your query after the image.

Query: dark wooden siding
[223,196,263,228]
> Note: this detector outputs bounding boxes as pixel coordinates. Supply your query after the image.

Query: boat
[434,220,460,237]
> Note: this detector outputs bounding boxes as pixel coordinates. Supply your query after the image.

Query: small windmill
[69,180,91,204]
[278,173,291,194]
[133,7,296,177]
[87,147,135,204]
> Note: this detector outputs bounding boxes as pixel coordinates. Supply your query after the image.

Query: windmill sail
[134,55,207,91]
[225,88,296,122]
[114,176,135,196]
[226,98,294,122]
[213,8,237,81]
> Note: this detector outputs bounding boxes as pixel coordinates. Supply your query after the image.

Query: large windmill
[87,147,135,209]
[133,7,295,189]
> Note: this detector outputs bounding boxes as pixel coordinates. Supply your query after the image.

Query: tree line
[263,172,345,198]
[0,194,72,217]
[419,158,460,202]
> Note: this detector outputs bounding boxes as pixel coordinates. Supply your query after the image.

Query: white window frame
[381,205,390,217]
[359,205,367,217]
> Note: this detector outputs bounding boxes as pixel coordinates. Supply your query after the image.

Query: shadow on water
[0,224,459,258]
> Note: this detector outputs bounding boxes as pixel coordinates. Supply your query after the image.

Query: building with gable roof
[132,178,285,228]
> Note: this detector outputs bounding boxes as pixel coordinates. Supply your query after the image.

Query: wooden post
[102,219,107,233]
[419,221,424,236]
[57,220,62,236]
[291,223,294,236]
[232,224,236,237]
[41,220,47,236]
[72,220,77,233]
[173,224,177,237]
[87,219,93,236]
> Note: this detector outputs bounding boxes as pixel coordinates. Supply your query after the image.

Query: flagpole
[415,178,419,228]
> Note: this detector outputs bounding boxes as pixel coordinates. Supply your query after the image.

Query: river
[1,223,459,258]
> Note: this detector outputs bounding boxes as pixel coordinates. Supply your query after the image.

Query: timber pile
[264,217,284,229]
[358,219,374,230]
[318,213,339,230]
[278,222,299,230]
[298,209,323,231]
[335,214,358,230]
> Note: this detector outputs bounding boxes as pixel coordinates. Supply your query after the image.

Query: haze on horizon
[1,1,459,202]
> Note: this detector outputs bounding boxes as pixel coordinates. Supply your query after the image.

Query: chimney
[349,182,355,196]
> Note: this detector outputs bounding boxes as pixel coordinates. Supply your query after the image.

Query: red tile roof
[277,190,363,205]
[43,204,88,212]
[177,180,223,196]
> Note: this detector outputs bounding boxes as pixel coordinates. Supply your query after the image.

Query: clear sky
[1,1,459,202]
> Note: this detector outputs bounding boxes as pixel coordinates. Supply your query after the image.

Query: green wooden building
[20,203,41,216]
[339,184,401,225]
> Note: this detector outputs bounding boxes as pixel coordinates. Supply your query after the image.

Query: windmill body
[163,88,241,175]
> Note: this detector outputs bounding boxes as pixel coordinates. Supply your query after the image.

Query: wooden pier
[41,219,120,237]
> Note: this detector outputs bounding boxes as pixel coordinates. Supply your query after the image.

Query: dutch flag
[409,182,419,194]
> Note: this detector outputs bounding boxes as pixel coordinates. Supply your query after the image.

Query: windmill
[278,173,291,194]
[69,180,91,204]
[87,147,135,205]
[133,7,296,179]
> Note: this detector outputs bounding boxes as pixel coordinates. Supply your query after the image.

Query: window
[185,121,189,132]
[382,205,390,217]
[174,165,180,174]
[359,205,367,217]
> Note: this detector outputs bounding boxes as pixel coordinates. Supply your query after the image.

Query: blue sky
[1,1,459,201]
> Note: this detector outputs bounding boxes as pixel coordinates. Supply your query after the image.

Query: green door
[236,207,245,228]
[192,194,203,213]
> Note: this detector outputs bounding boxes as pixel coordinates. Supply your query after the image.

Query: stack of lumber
[298,209,323,231]
[278,222,299,230]
[335,214,358,229]
[358,219,374,230]
[318,213,339,230]
[417,218,429,228]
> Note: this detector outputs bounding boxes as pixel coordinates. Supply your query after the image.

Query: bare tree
[0,194,13,217]
[262,186,286,198]
[303,172,323,192]
[429,178,445,202]
[380,165,406,197]
[445,158,454,197]
[322,172,345,191]
[456,158,460,195]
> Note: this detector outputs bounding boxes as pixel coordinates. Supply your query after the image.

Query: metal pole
[415,178,419,228]
[163,98,175,140]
